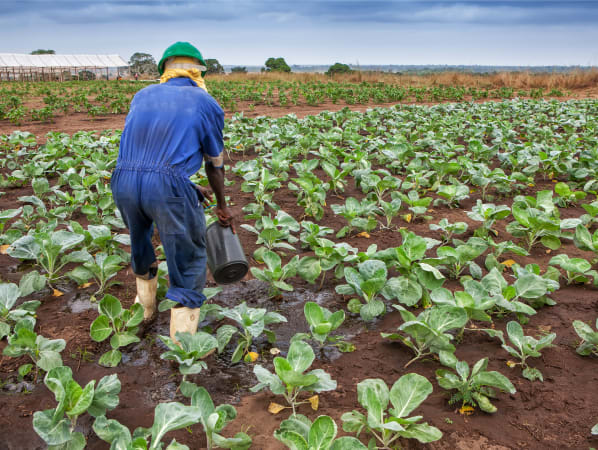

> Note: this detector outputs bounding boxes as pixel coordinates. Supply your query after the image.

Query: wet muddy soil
[1,100,598,449]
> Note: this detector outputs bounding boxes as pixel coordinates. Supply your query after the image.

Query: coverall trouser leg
[111,168,208,308]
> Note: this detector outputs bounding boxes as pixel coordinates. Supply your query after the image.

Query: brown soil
[2,90,597,140]
[1,99,598,450]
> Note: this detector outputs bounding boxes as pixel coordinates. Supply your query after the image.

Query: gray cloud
[2,1,597,26]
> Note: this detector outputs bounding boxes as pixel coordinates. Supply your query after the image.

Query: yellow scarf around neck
[160,56,208,92]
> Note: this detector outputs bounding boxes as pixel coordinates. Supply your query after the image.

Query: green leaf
[190,386,215,425]
[66,380,94,418]
[398,422,442,443]
[38,349,64,372]
[505,321,525,351]
[158,299,178,312]
[51,230,85,250]
[19,271,46,296]
[93,415,132,447]
[304,302,325,328]
[286,340,315,373]
[110,332,140,350]
[330,437,368,449]
[149,403,203,447]
[298,256,322,284]
[473,371,516,394]
[0,282,20,311]
[513,273,547,299]
[251,365,285,395]
[33,409,71,446]
[307,369,337,393]
[522,367,544,382]
[98,349,122,368]
[358,259,387,281]
[88,373,121,417]
[99,294,122,322]
[540,235,561,250]
[274,430,309,450]
[308,416,337,449]
[275,414,311,444]
[359,299,385,321]
[216,325,238,353]
[357,378,389,413]
[18,363,33,378]
[274,357,318,388]
[347,298,363,314]
[382,277,422,306]
[389,373,433,418]
[8,235,41,260]
[472,392,497,413]
[90,315,112,342]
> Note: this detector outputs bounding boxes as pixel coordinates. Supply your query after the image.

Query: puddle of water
[112,280,375,407]
[65,293,96,313]
[210,280,363,361]
[3,380,35,393]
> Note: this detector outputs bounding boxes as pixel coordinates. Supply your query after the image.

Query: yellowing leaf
[506,360,517,368]
[551,179,557,183]
[79,282,93,289]
[491,229,499,237]
[404,214,412,223]
[469,189,476,194]
[244,351,259,363]
[308,395,319,411]
[459,405,474,415]
[546,249,551,254]
[268,402,287,414]
[356,232,370,238]
[270,347,281,355]
[500,259,516,268]
[528,183,535,187]
[0,244,10,254]
[52,289,64,297]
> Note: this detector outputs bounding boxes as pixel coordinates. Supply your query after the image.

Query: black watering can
[206,222,249,284]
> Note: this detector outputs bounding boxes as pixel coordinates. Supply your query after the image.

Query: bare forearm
[205,163,227,207]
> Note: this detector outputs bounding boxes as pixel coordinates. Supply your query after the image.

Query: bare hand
[194,184,213,207]
[215,205,235,233]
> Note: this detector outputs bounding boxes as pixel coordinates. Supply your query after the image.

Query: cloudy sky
[1,1,597,66]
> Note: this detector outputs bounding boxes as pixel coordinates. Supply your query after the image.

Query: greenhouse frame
[0,54,128,81]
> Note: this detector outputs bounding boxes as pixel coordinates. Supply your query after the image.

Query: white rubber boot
[170,306,216,357]
[170,306,201,345]
[134,275,158,322]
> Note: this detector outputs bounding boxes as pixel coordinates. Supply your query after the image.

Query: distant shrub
[264,57,291,73]
[326,63,352,76]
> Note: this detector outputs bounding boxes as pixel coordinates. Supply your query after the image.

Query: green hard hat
[158,41,207,76]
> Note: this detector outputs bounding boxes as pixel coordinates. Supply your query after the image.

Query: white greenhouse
[0,54,128,81]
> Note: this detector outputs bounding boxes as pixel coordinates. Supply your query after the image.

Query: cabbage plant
[341,374,442,448]
[382,305,468,367]
[33,366,120,449]
[251,339,336,415]
[436,351,516,413]
[275,414,366,450]
[572,319,598,357]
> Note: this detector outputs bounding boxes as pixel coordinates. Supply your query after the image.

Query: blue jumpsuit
[111,77,224,308]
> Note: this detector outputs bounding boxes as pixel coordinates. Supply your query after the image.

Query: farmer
[111,42,234,343]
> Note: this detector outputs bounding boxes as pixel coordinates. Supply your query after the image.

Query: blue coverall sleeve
[200,100,225,167]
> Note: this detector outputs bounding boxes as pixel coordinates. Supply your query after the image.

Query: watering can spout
[206,222,249,284]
